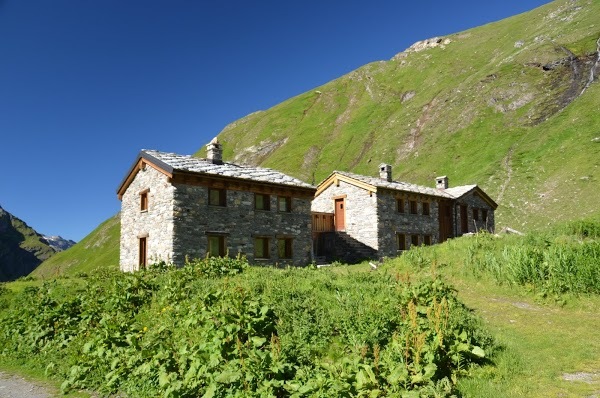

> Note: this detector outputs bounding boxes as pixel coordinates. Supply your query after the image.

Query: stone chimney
[435,176,449,189]
[206,137,223,165]
[379,163,392,182]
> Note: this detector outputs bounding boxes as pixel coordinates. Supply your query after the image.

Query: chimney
[435,176,448,189]
[379,163,392,182]
[206,137,223,164]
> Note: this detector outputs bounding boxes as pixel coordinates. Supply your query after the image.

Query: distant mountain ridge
[42,235,76,252]
[0,205,60,281]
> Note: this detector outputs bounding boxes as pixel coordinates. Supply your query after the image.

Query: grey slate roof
[444,185,477,198]
[142,150,315,190]
[334,170,476,199]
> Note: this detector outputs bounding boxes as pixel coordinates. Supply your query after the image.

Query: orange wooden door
[334,199,345,231]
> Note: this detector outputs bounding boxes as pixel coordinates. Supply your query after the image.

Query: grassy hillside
[32,214,120,278]
[197,0,600,231]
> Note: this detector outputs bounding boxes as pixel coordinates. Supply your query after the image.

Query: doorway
[334,198,345,231]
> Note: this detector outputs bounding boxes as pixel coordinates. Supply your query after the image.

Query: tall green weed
[0,262,493,397]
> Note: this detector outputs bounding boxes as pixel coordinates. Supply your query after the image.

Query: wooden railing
[312,212,334,232]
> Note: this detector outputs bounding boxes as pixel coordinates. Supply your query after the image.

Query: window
[397,233,406,251]
[411,235,419,247]
[473,208,479,221]
[410,200,418,214]
[254,237,270,259]
[140,190,149,211]
[278,196,291,212]
[209,188,226,207]
[397,198,405,213]
[207,235,225,257]
[422,202,430,216]
[139,237,147,269]
[277,238,293,259]
[255,193,270,210]
[424,235,431,245]
[482,209,488,222]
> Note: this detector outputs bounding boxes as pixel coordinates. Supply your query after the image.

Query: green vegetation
[0,257,492,397]
[32,214,120,279]
[1,220,599,396]
[386,218,600,397]
[197,0,600,232]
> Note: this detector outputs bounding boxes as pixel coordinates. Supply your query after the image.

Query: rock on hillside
[0,205,57,281]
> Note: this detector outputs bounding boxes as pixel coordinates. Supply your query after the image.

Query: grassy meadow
[1,219,599,397]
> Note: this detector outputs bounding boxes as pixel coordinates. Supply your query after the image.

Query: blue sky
[0,0,550,241]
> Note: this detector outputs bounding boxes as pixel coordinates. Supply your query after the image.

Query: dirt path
[0,372,53,398]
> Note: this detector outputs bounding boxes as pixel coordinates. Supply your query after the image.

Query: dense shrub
[0,260,493,397]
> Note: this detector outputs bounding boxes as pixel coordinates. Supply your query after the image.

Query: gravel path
[0,371,53,398]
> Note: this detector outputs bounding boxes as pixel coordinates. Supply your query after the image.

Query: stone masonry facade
[377,189,441,257]
[311,166,497,262]
[120,165,175,271]
[171,184,313,266]
[119,146,315,271]
[311,180,379,250]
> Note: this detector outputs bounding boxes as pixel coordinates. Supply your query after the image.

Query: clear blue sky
[0,0,550,241]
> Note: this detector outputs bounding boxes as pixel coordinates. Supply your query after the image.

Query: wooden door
[460,205,468,234]
[438,201,453,242]
[334,198,345,231]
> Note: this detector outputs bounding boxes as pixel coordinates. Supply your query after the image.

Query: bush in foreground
[0,258,493,397]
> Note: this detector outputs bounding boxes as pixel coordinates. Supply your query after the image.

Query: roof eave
[116,151,175,200]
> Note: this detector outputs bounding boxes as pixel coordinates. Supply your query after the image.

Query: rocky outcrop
[0,205,57,281]
[392,36,452,59]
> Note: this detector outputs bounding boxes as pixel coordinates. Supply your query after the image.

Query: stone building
[311,164,497,262]
[117,139,316,271]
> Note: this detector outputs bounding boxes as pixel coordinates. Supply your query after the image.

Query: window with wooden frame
[411,235,419,247]
[482,209,488,222]
[277,238,293,259]
[254,237,270,259]
[422,201,430,216]
[140,190,149,211]
[278,196,292,212]
[397,198,405,213]
[473,208,479,221]
[207,235,226,257]
[139,237,147,269]
[255,193,270,211]
[410,200,418,214]
[208,188,226,207]
[396,233,406,251]
[423,235,431,245]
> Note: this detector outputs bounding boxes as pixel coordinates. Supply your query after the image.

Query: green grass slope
[197,0,600,231]
[32,214,120,278]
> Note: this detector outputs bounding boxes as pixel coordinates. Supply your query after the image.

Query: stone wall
[120,166,175,272]
[377,190,440,257]
[311,180,379,250]
[172,184,313,266]
[455,191,495,234]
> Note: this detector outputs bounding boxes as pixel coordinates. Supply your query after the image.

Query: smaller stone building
[311,164,497,262]
[117,139,316,271]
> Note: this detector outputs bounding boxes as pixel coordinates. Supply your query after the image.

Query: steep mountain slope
[32,214,120,279]
[198,0,600,231]
[0,205,57,281]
